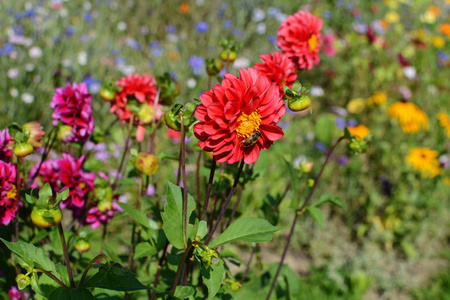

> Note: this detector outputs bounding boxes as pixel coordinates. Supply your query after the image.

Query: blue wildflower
[195,22,209,33]
[322,10,332,19]
[267,35,277,45]
[188,56,205,76]
[126,38,141,50]
[347,119,357,127]
[148,41,162,57]
[165,25,177,34]
[314,142,328,153]
[4,44,14,55]
[64,26,75,37]
[84,13,93,22]
[223,20,232,29]
[336,118,346,129]
[232,28,243,38]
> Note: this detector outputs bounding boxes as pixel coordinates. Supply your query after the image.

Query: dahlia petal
[243,145,260,164]
[260,124,284,141]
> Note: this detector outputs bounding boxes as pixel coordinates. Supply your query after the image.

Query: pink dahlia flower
[58,153,95,208]
[277,11,323,70]
[85,200,120,229]
[194,68,285,164]
[254,51,298,95]
[0,129,12,162]
[51,82,94,143]
[322,33,338,56]
[0,161,21,226]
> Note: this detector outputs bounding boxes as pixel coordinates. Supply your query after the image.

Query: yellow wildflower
[385,11,400,23]
[347,98,366,114]
[436,112,450,137]
[388,101,429,134]
[368,92,387,106]
[406,148,441,178]
[432,36,445,48]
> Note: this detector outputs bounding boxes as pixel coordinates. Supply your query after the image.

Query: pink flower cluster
[51,82,94,143]
[31,153,95,211]
[0,129,12,161]
[0,161,20,226]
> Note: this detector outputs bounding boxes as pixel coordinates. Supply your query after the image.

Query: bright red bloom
[0,129,12,162]
[194,68,285,164]
[277,11,323,70]
[254,51,297,95]
[110,73,162,123]
[51,82,94,143]
[0,161,20,226]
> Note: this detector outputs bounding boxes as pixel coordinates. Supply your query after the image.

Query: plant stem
[78,254,111,288]
[27,129,56,188]
[34,269,69,288]
[170,243,193,296]
[201,160,216,220]
[226,186,243,227]
[205,160,245,245]
[112,116,134,189]
[58,223,76,288]
[241,245,256,283]
[196,151,202,216]
[180,116,189,249]
[150,241,169,300]
[265,137,344,300]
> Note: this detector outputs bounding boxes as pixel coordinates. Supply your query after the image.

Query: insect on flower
[239,130,262,147]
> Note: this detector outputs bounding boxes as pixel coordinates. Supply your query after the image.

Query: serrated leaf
[55,263,70,287]
[160,182,196,249]
[83,264,148,292]
[292,81,302,92]
[201,259,224,299]
[30,230,48,245]
[133,242,158,259]
[306,206,324,229]
[313,193,346,210]
[0,238,60,280]
[195,219,207,240]
[116,202,150,229]
[48,287,94,300]
[208,217,279,248]
[15,254,34,271]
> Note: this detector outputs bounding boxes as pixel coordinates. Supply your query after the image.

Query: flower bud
[288,95,311,112]
[300,162,313,173]
[74,238,91,254]
[220,49,237,62]
[22,122,45,148]
[307,178,314,187]
[97,199,113,212]
[157,72,181,106]
[90,127,105,144]
[16,274,31,290]
[163,104,184,131]
[31,206,62,228]
[135,152,159,175]
[13,143,34,157]
[137,104,154,124]
[230,281,242,292]
[99,87,116,101]
[348,138,369,155]
[206,58,224,76]
[57,125,74,143]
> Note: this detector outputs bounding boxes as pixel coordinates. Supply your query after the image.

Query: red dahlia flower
[0,129,12,162]
[277,11,323,70]
[254,51,297,95]
[110,73,162,123]
[0,161,21,226]
[194,68,285,164]
[51,82,94,143]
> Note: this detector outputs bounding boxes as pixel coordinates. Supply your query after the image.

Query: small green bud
[220,49,237,62]
[307,178,314,188]
[137,104,155,124]
[206,58,224,76]
[135,152,159,175]
[57,125,74,143]
[13,143,34,157]
[74,238,91,254]
[288,95,311,112]
[16,274,31,290]
[230,281,242,292]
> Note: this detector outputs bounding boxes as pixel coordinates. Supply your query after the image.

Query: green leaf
[158,151,179,161]
[83,263,148,292]
[208,217,279,248]
[36,183,53,207]
[55,188,69,206]
[30,230,49,245]
[194,219,207,240]
[343,127,352,141]
[201,259,225,299]
[283,158,300,200]
[133,242,158,259]
[15,254,34,271]
[160,182,196,249]
[174,285,195,298]
[102,244,122,265]
[306,206,324,229]
[116,202,150,229]
[292,80,302,92]
[0,238,59,279]
[55,263,70,287]
[48,288,94,300]
[313,193,346,210]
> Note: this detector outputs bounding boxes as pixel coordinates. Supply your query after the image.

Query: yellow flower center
[6,184,17,200]
[235,111,261,138]
[79,182,86,189]
[308,34,318,52]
